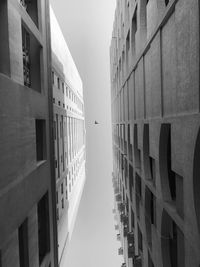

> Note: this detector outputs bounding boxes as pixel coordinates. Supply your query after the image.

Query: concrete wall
[110,0,200,266]
[0,0,58,266]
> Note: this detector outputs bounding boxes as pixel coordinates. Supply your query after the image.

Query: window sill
[36,160,47,168]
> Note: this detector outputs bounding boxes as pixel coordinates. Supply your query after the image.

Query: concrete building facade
[110,0,200,266]
[0,1,58,267]
[50,8,86,266]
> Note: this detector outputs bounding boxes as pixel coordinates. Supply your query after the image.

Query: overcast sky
[49,0,123,266]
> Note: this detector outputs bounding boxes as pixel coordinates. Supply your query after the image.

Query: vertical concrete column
[1,230,20,267]
[7,0,23,84]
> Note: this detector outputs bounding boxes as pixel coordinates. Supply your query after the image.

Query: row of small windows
[111,0,171,87]
[52,71,84,112]
[52,98,82,116]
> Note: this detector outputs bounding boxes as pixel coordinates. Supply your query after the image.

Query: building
[0,0,58,267]
[50,8,86,266]
[110,0,200,267]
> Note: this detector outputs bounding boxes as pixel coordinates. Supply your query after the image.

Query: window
[37,193,50,265]
[62,82,64,93]
[35,120,46,161]
[61,183,63,194]
[18,219,29,267]
[22,25,41,92]
[62,198,64,209]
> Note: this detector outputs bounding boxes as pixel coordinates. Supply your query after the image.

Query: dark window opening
[18,219,29,267]
[52,71,54,84]
[165,0,169,6]
[150,192,156,225]
[138,226,143,253]
[35,119,46,161]
[150,157,156,185]
[57,77,60,89]
[167,131,176,200]
[38,193,50,265]
[169,222,177,267]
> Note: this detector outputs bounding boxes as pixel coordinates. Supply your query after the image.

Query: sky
[49,0,124,266]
